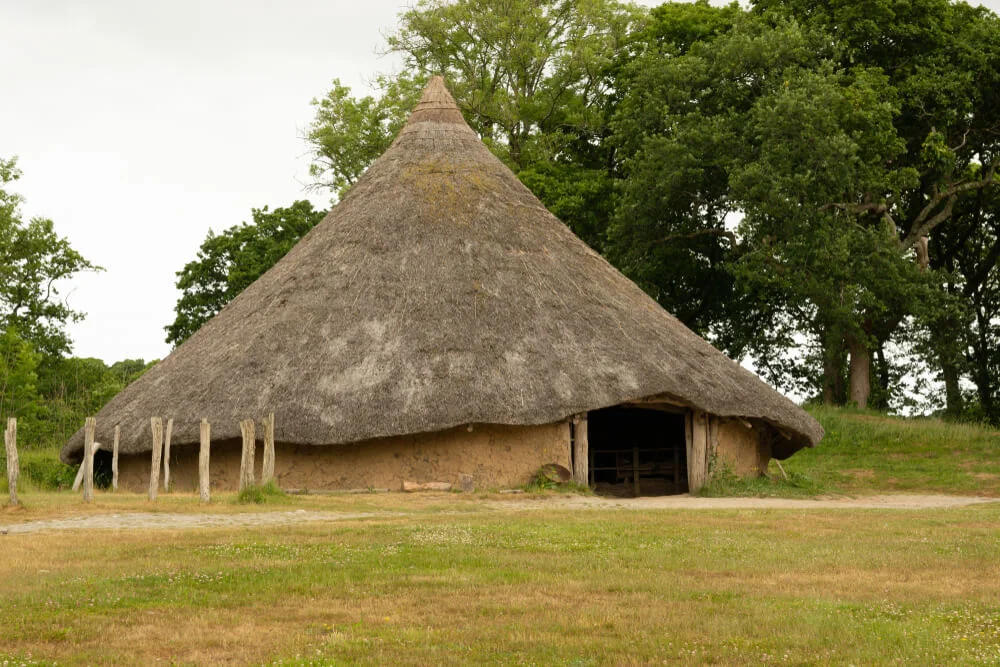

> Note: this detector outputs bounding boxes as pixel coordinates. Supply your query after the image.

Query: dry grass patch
[2,500,1000,664]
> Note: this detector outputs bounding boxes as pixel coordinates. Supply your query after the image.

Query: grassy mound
[790,406,1000,495]
[704,406,1000,497]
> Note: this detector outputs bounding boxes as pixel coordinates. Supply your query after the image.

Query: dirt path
[0,510,380,535]
[501,493,1000,511]
[2,493,997,535]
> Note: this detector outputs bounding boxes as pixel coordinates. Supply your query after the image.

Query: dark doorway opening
[588,406,688,496]
[93,449,114,489]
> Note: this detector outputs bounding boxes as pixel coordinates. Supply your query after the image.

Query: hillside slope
[707,407,1000,497]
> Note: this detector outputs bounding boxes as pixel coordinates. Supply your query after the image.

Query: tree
[750,0,1000,409]
[606,1,746,336]
[610,1,1000,409]
[0,157,101,358]
[306,75,426,201]
[165,200,327,346]
[385,0,641,171]
[0,327,40,428]
[927,182,1000,422]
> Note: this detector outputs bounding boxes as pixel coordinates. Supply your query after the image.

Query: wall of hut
[115,422,571,493]
[713,417,772,477]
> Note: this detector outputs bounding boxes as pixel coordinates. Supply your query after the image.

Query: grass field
[2,407,1000,664]
[2,491,1000,665]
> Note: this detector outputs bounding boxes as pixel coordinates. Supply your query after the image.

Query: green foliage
[0,156,102,359]
[18,450,77,491]
[236,485,265,504]
[386,0,641,170]
[20,356,154,452]
[608,1,1000,408]
[306,76,425,201]
[0,327,41,427]
[235,480,286,505]
[165,200,326,346]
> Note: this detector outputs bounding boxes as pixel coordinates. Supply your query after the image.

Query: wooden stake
[239,419,256,491]
[72,441,102,492]
[4,418,18,506]
[199,418,211,503]
[112,425,120,492]
[261,412,275,486]
[163,418,173,492]
[83,417,96,503]
[774,458,789,481]
[572,413,589,486]
[149,417,163,501]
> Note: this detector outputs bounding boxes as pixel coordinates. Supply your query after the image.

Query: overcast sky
[4,0,999,364]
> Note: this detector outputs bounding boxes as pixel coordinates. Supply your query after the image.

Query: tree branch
[651,228,737,246]
[901,162,998,249]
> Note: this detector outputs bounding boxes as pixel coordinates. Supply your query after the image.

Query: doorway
[587,405,688,496]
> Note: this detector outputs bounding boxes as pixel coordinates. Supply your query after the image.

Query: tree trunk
[973,307,996,423]
[822,329,846,405]
[873,343,891,411]
[848,339,871,409]
[941,358,964,417]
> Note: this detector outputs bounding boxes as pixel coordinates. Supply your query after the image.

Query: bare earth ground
[2,493,996,534]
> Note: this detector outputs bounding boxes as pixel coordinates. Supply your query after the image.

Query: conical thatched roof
[62,77,822,464]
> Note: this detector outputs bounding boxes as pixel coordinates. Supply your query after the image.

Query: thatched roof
[62,77,822,464]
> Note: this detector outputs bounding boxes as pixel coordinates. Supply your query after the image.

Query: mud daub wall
[714,418,771,476]
[117,422,571,493]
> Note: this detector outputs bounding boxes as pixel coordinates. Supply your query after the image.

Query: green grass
[235,479,287,504]
[1,447,76,493]
[1,497,999,665]
[700,406,1000,497]
[784,406,1000,496]
[700,461,826,498]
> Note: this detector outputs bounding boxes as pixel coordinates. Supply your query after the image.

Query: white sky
[3,0,999,364]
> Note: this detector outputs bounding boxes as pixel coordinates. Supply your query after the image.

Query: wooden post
[199,418,211,503]
[261,412,275,486]
[149,417,163,501]
[688,410,709,493]
[572,413,589,486]
[82,417,96,503]
[112,425,120,492]
[4,418,18,506]
[163,418,173,492]
[73,441,102,492]
[239,419,256,491]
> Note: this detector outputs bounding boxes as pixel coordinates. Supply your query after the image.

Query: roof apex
[406,75,467,126]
